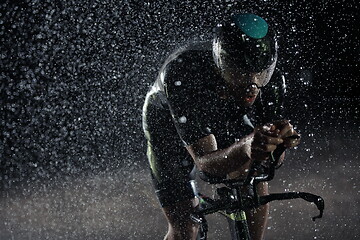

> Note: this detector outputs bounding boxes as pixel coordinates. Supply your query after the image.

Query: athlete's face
[220,60,276,107]
[222,69,266,107]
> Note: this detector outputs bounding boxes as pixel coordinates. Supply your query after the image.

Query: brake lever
[300,192,325,221]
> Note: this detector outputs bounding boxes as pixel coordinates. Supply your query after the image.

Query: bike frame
[191,137,325,240]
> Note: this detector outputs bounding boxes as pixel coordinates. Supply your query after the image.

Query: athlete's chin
[241,101,255,108]
[235,100,253,108]
[238,95,257,107]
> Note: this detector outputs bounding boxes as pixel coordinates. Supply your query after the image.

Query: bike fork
[227,216,251,240]
[227,187,252,240]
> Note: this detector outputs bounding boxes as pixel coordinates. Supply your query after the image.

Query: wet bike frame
[191,136,325,240]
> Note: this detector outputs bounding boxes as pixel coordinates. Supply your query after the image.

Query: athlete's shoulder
[153,41,218,100]
[158,42,214,82]
[262,69,286,98]
[170,43,212,68]
[251,69,286,124]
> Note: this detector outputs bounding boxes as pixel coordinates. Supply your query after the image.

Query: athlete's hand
[271,120,301,148]
[251,123,284,162]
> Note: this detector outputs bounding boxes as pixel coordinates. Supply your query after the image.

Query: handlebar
[260,192,324,221]
[194,190,324,222]
[195,135,324,222]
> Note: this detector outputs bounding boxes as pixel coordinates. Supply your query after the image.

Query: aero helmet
[213,13,278,87]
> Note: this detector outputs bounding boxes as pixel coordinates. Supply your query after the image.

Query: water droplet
[178,116,187,123]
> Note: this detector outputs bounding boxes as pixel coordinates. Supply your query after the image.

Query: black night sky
[1,1,359,239]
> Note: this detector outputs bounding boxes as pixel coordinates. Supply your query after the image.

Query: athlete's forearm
[196,134,253,176]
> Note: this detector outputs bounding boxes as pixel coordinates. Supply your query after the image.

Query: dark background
[0,0,359,239]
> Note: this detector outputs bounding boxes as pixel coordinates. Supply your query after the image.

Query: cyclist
[142,13,300,240]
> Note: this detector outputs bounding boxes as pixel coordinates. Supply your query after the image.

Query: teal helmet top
[213,13,278,81]
[233,13,269,39]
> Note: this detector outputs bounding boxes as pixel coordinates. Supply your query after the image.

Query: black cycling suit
[142,42,285,207]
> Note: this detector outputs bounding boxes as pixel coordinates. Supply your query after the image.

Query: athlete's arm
[186,134,252,176]
[186,125,284,176]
